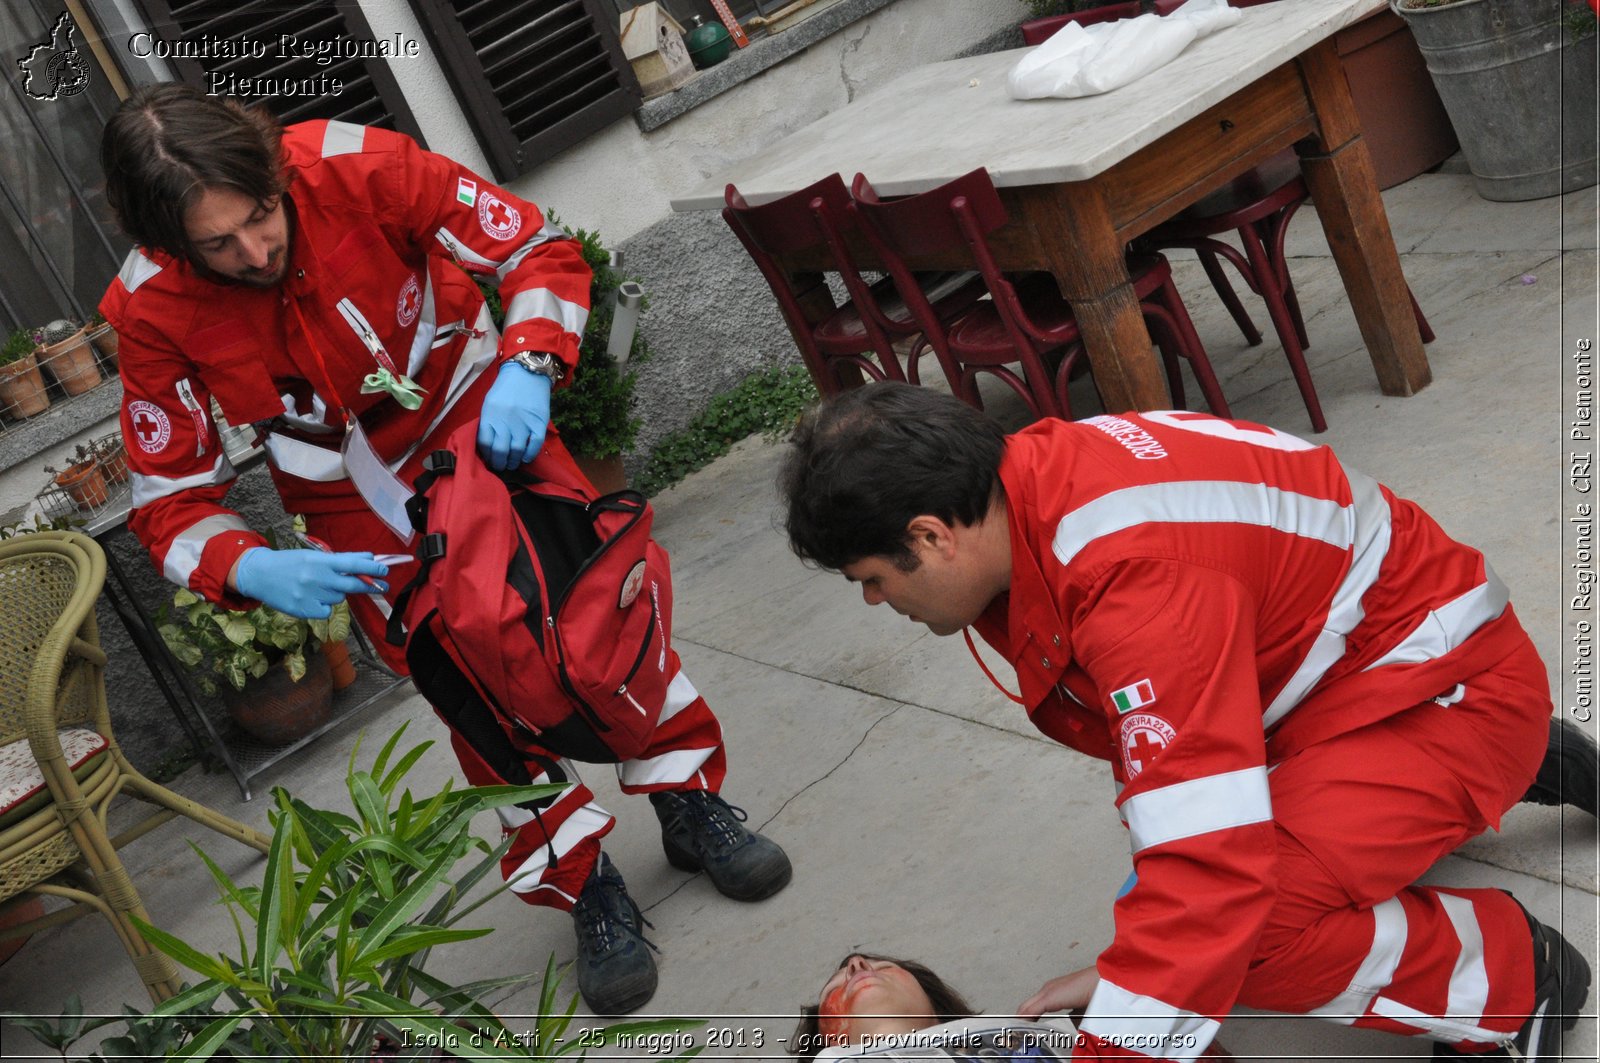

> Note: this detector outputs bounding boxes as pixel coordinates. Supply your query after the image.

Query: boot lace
[575,870,657,955]
[673,792,749,856]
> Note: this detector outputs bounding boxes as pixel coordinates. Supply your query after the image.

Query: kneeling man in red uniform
[780,382,1594,1063]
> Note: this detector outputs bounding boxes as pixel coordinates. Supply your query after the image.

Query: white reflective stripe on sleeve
[1053,480,1353,569]
[659,671,700,725]
[1122,766,1272,855]
[506,802,614,893]
[164,513,254,587]
[130,452,238,508]
[496,220,569,281]
[404,271,438,377]
[1310,897,1407,1023]
[321,120,366,157]
[617,746,719,789]
[1361,567,1510,672]
[1262,469,1392,729]
[1081,979,1219,1063]
[434,226,501,270]
[503,286,589,339]
[118,248,163,293]
[264,434,347,482]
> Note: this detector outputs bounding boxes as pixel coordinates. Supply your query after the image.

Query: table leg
[1295,40,1431,397]
[1013,185,1169,414]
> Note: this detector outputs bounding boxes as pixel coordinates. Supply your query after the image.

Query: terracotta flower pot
[39,328,102,396]
[573,451,628,495]
[221,650,335,746]
[95,439,130,485]
[55,461,110,509]
[87,323,119,366]
[0,353,50,419]
[323,639,358,690]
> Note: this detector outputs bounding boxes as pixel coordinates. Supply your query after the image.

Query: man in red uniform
[781,383,1595,1062]
[99,84,790,1015]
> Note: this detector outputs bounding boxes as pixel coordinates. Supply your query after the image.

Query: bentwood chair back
[1140,0,1434,434]
[851,168,1230,421]
[0,531,269,1004]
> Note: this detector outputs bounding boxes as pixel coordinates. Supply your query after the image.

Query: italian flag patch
[456,177,477,206]
[1111,679,1156,713]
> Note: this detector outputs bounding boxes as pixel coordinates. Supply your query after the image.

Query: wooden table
[671,0,1430,414]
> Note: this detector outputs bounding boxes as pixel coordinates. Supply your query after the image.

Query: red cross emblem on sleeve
[1119,712,1177,778]
[127,400,172,454]
[477,192,522,241]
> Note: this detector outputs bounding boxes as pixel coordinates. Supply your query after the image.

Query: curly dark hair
[790,953,978,1062]
[101,82,287,265]
[781,383,1007,572]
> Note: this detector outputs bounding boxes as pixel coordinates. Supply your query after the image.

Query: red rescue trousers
[1236,638,1551,1050]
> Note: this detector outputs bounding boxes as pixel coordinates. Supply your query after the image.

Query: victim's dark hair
[101,82,287,264]
[790,953,978,1062]
[781,383,1008,571]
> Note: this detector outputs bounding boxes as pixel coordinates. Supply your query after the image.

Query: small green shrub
[1,328,37,366]
[635,365,818,497]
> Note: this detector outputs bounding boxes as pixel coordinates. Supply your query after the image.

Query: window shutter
[132,0,424,141]
[408,0,642,181]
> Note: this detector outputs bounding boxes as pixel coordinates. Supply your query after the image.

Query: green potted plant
[1391,0,1596,201]
[158,583,353,745]
[34,318,103,396]
[10,725,705,1062]
[0,328,50,419]
[478,223,645,492]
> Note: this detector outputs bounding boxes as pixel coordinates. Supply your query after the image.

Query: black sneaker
[650,790,793,901]
[570,853,658,1015]
[1435,910,1591,1061]
[1521,717,1598,818]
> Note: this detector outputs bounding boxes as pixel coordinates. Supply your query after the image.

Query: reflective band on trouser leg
[443,727,615,911]
[1081,979,1220,1063]
[1242,881,1532,1049]
[616,651,727,792]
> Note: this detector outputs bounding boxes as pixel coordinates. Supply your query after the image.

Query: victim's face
[183,186,290,286]
[816,955,938,1044]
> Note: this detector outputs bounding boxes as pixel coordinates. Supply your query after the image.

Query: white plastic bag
[1006,0,1243,100]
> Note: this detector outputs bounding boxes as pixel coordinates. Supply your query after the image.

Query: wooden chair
[1020,1,1141,45]
[1141,0,1435,433]
[0,531,269,1004]
[851,167,1230,422]
[723,174,984,396]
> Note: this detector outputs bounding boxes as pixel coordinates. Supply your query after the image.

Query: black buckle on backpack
[419,532,447,562]
[424,450,456,474]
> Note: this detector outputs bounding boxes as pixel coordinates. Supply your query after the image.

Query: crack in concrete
[839,24,871,103]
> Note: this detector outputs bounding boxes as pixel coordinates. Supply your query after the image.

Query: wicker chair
[0,531,269,1003]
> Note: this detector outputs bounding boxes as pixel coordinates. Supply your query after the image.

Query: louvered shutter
[133,0,423,140]
[408,0,642,181]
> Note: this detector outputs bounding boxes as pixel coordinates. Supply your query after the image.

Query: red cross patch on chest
[1119,712,1176,778]
[397,273,422,327]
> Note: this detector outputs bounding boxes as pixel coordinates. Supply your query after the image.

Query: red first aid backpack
[386,424,674,763]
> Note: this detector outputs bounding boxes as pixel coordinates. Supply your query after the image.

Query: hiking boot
[1435,910,1591,1062]
[650,790,793,901]
[1521,717,1598,818]
[570,853,658,1015]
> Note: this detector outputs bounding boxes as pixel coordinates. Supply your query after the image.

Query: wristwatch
[509,350,565,385]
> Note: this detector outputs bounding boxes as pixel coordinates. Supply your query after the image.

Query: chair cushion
[0,728,109,822]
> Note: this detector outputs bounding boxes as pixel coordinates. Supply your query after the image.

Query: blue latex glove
[477,360,552,471]
[233,547,389,619]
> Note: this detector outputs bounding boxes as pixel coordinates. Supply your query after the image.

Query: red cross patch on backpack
[386,424,674,763]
